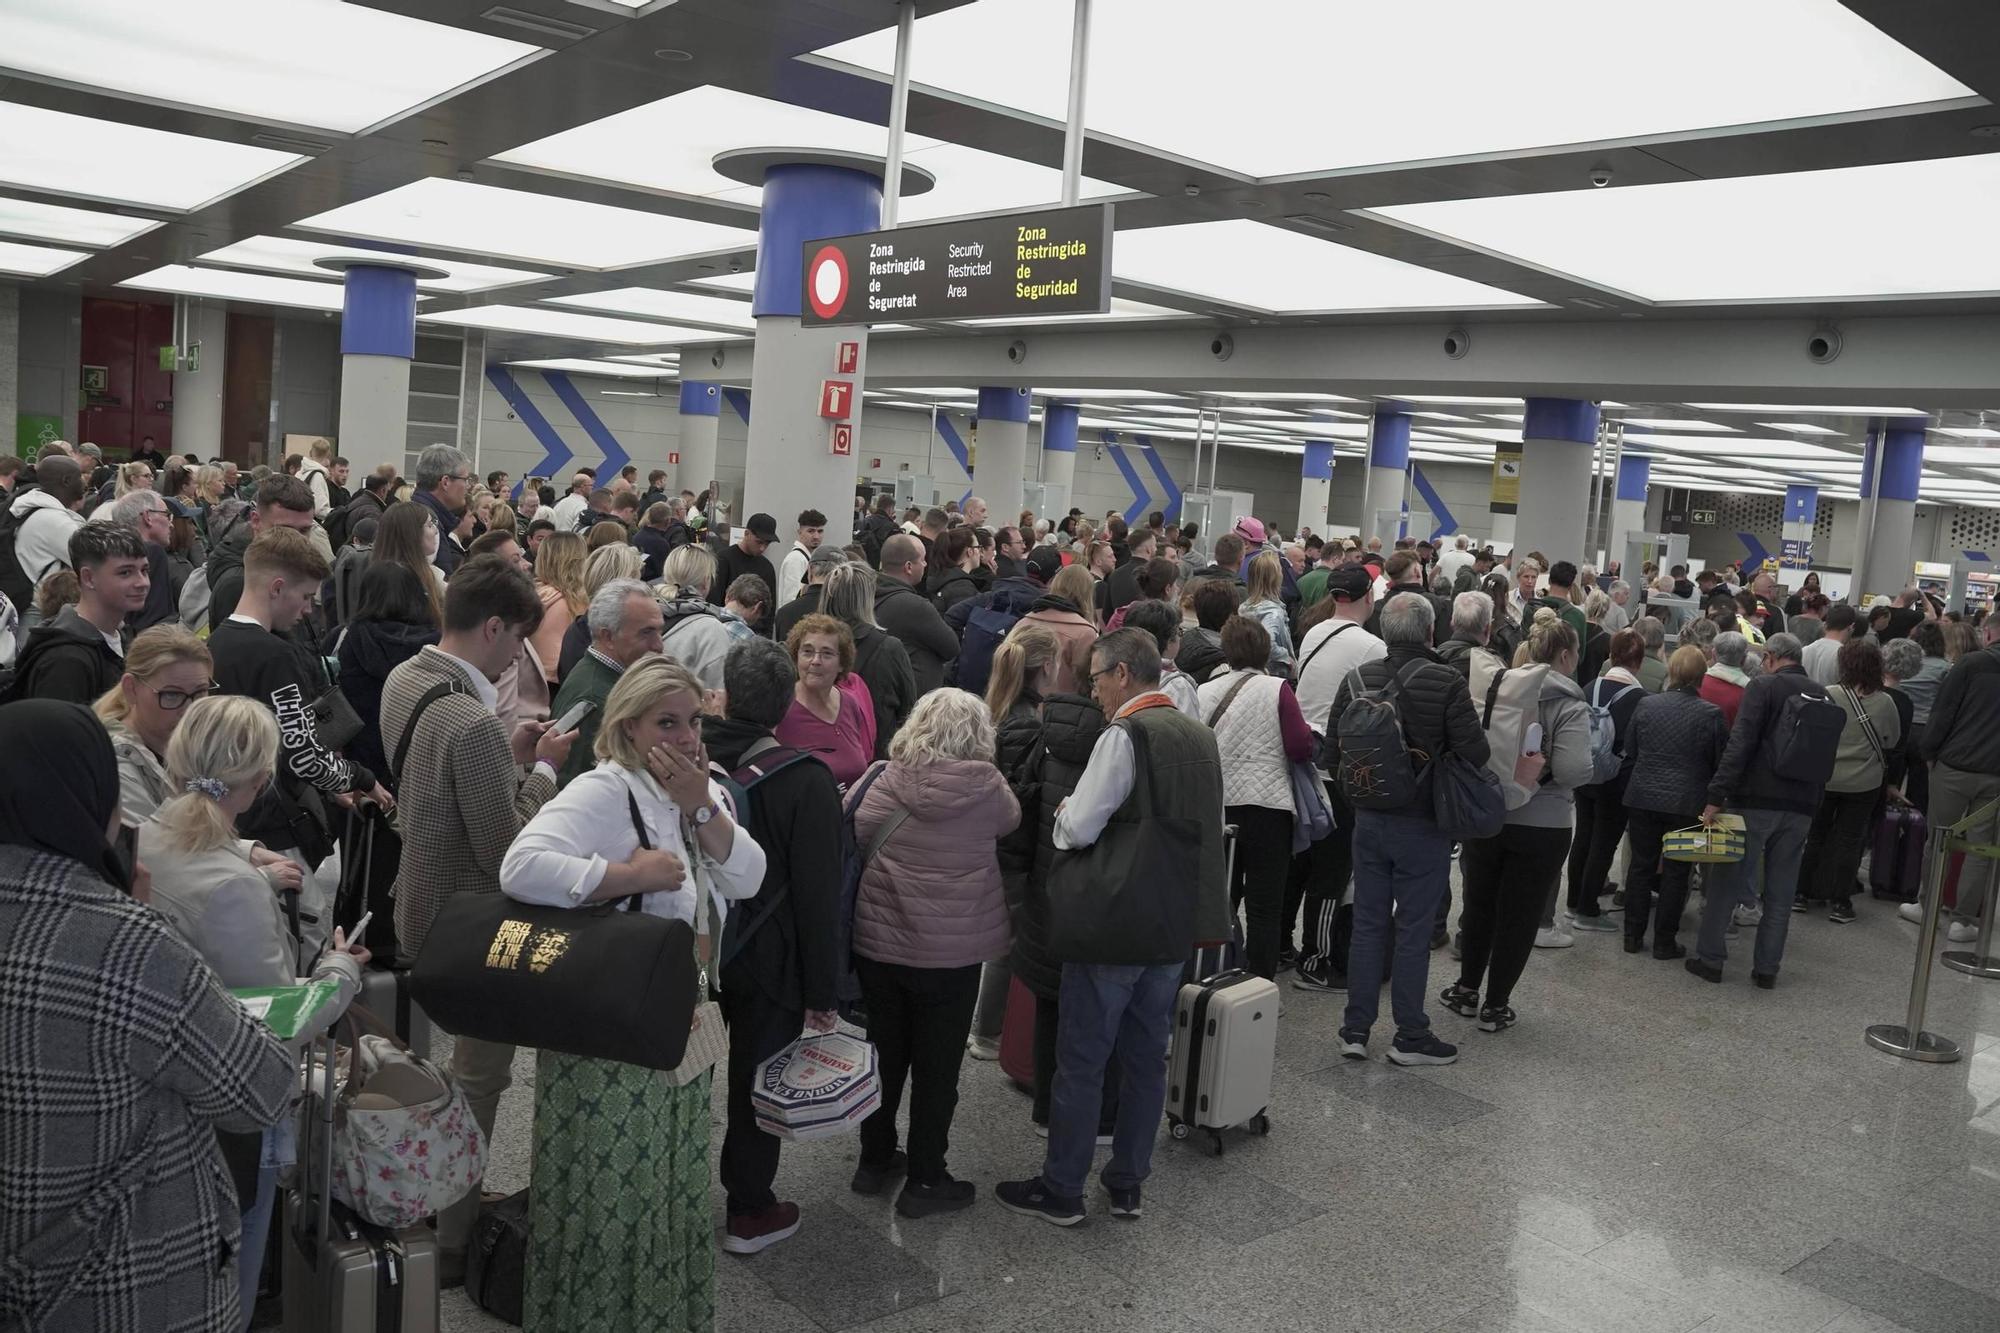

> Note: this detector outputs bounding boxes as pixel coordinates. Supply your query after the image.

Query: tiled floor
[439,886,2000,1333]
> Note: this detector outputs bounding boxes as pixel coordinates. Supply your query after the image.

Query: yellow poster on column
[1491,445,1522,513]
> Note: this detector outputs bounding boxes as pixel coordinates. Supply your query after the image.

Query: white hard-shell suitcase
[1166,969,1277,1155]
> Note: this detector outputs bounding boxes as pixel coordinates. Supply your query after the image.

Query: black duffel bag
[468,1189,529,1325]
[408,888,697,1072]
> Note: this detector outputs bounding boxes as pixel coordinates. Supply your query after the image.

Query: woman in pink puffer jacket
[849,689,1021,1220]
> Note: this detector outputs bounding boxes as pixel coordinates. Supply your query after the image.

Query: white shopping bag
[752,1027,880,1142]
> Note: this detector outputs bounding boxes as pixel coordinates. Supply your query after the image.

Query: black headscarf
[0,700,129,888]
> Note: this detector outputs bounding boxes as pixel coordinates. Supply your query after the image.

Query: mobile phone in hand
[1523,722,1543,755]
[551,699,596,737]
[114,823,138,893]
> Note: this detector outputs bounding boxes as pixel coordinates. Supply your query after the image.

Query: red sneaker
[721,1201,801,1255]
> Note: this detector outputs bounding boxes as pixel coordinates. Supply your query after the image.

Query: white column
[174,303,227,459]
[974,385,1031,522]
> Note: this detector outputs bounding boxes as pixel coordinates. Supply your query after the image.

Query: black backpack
[1769,685,1847,787]
[1333,662,1427,811]
[0,490,64,613]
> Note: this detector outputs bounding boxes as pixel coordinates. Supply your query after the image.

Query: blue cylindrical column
[676,380,721,499]
[1298,439,1335,540]
[975,385,1033,523]
[1360,410,1410,546]
[1516,397,1601,566]
[744,163,883,545]
[336,263,423,481]
[1610,454,1650,573]
[1858,422,1925,599]
[1781,483,1818,574]
[1040,399,1078,519]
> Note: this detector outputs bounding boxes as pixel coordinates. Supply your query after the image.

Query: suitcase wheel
[1169,1121,1190,1141]
[1205,1129,1225,1157]
[1250,1112,1272,1136]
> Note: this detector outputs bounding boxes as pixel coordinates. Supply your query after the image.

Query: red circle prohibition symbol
[808,245,850,319]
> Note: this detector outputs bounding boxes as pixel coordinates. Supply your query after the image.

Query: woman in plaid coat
[0,701,297,1332]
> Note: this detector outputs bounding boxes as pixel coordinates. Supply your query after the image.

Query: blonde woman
[138,696,369,1325]
[96,624,218,824]
[501,656,765,1331]
[848,688,1019,1215]
[1018,563,1099,695]
[1241,552,1294,672]
[653,543,735,691]
[532,531,588,680]
[556,541,645,683]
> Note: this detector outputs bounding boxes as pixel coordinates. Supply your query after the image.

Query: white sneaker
[1732,904,1763,927]
[1948,921,1979,944]
[1534,927,1575,949]
[967,1035,1000,1062]
[1897,902,1924,925]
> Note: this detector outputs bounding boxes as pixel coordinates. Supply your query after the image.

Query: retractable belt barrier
[1864,797,2000,1064]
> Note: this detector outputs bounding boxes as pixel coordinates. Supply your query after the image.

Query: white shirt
[1436,548,1475,585]
[426,644,499,713]
[550,492,590,533]
[501,762,766,930]
[1802,635,1843,686]
[1293,618,1387,735]
[777,542,812,606]
[1054,695,1173,850]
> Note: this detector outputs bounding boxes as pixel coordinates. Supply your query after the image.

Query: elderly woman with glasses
[776,612,878,789]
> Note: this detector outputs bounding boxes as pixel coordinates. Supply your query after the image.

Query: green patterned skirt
[524,1050,714,1333]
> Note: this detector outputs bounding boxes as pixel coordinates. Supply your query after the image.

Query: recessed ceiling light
[1301,191,1331,203]
[1761,421,1844,436]
[1610,418,1734,431]
[199,235,549,293]
[0,103,301,211]
[1932,427,2000,440]
[0,197,160,248]
[0,0,535,133]
[120,264,352,311]
[654,48,694,61]
[1685,402,1922,415]
[0,239,90,278]
[510,358,678,380]
[545,287,755,331]
[421,305,745,344]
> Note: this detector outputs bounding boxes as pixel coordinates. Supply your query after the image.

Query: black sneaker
[850,1151,907,1196]
[1291,961,1347,992]
[1753,972,1776,990]
[1829,901,1858,925]
[1388,1031,1459,1065]
[896,1175,975,1218]
[1685,957,1723,984]
[1438,983,1480,1018]
[1277,946,1299,972]
[1622,937,1644,954]
[1651,941,1687,961]
[994,1177,1085,1227]
[1476,1005,1516,1034]
[1790,898,1810,914]
[1337,1028,1369,1060]
[1103,1183,1142,1220]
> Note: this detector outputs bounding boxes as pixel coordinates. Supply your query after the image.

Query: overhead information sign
[801,203,1112,327]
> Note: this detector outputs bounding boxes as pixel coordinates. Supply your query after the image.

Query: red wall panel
[77,297,174,461]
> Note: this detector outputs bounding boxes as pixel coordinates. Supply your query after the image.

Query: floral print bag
[331,1023,487,1229]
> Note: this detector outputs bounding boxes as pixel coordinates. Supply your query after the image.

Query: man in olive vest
[996,628,1226,1227]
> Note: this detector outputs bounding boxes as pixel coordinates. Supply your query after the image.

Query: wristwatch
[691,799,721,827]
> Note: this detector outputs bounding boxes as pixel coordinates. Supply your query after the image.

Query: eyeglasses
[447,472,473,483]
[141,679,218,711]
[797,646,842,663]
[1087,665,1122,686]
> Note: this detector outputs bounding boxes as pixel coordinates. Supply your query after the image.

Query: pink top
[775,672,878,789]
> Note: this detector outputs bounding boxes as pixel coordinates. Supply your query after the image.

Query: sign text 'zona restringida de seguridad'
[800,204,1112,326]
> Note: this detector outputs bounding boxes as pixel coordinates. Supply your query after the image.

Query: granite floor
[436,885,2000,1333]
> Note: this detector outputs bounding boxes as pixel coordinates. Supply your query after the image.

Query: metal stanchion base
[1864,1024,1963,1063]
[1939,952,2000,978]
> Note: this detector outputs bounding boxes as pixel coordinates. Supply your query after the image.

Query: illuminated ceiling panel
[120,264,350,311]
[546,287,756,331]
[509,359,675,380]
[0,239,90,277]
[0,0,536,133]
[199,235,549,292]
[296,178,752,270]
[418,305,742,345]
[0,103,302,210]
[813,0,1964,175]
[0,197,160,247]
[1373,156,2000,302]
[1115,220,1539,312]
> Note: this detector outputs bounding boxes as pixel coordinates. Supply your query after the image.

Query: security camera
[1806,326,1842,365]
[1006,339,1027,365]
[1183,183,1201,198]
[1210,333,1235,362]
[1442,328,1470,360]
[1588,166,1613,188]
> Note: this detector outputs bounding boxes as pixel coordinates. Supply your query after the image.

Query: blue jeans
[236,1121,292,1331]
[1344,810,1451,1038]
[1697,807,1809,975]
[1040,961,1181,1200]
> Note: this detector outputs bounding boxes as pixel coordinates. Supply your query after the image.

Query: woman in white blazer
[498,655,765,1331]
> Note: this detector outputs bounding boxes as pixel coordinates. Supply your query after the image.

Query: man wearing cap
[946,543,1061,639]
[1233,516,1300,619]
[714,512,780,622]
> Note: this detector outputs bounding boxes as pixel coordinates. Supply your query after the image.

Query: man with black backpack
[1,454,86,615]
[1691,632,1838,987]
[1325,593,1491,1065]
[706,640,843,1256]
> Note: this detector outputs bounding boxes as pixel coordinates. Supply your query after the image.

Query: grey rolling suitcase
[1167,968,1278,1156]
[358,968,431,1061]
[283,1033,441,1332]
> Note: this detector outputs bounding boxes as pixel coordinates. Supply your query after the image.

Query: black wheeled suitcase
[282,1034,441,1332]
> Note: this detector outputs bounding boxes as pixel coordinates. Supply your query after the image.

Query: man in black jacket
[708,640,843,1256]
[1363,551,1451,646]
[205,475,318,628]
[944,544,1056,636]
[10,522,149,704]
[1095,525,1158,619]
[858,493,900,568]
[775,546,845,642]
[1692,632,1820,985]
[1327,593,1491,1064]
[633,500,692,582]
[876,533,958,692]
[1920,618,2000,935]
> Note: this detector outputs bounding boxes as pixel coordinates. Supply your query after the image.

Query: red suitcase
[1870,806,1927,902]
[998,976,1036,1092]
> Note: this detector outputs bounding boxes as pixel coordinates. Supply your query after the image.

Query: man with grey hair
[1692,631,1822,986]
[995,628,1227,1226]
[1603,579,1633,634]
[1321,592,1491,1064]
[104,487,176,631]
[413,442,474,576]
[1437,589,1496,675]
[549,577,663,787]
[1436,533,1475,588]
[706,639,844,1254]
[1700,630,1752,727]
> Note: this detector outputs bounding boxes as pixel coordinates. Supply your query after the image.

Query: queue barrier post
[1862,804,1991,1063]
[1940,817,2000,979]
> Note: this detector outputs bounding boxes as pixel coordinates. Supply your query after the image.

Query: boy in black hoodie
[10,523,148,704]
